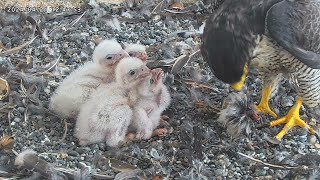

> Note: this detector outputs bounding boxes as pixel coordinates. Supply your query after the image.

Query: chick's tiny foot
[160,115,170,126]
[119,133,136,145]
[195,101,205,110]
[126,133,137,141]
[270,97,317,140]
[152,128,168,137]
[79,139,89,146]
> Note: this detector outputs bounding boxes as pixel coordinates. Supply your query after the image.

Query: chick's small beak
[139,52,148,61]
[137,65,151,78]
[153,68,163,82]
[231,63,248,91]
[114,50,130,62]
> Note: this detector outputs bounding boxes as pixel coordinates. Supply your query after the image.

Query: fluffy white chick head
[124,43,148,62]
[93,40,129,68]
[115,57,151,88]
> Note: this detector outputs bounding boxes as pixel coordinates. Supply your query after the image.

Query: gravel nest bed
[0,1,319,179]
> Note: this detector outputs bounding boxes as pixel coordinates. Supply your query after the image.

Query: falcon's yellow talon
[270,97,317,140]
[255,86,278,118]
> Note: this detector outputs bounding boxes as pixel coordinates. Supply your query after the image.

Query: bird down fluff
[49,40,123,118]
[217,92,255,137]
[124,43,146,54]
[74,57,145,147]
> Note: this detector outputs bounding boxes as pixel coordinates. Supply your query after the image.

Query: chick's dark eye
[129,53,133,56]
[106,56,113,59]
[129,70,136,76]
[150,79,154,84]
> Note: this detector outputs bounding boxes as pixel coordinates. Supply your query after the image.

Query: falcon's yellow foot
[255,86,277,118]
[270,97,317,140]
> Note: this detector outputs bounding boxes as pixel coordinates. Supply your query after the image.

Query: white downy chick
[74,57,150,147]
[124,43,148,63]
[129,68,171,139]
[49,40,129,118]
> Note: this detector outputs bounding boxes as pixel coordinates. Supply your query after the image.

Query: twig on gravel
[183,79,221,93]
[0,36,39,56]
[237,152,310,170]
[60,119,68,142]
[24,106,29,123]
[69,11,87,28]
[163,9,192,14]
[46,55,61,72]
[48,11,87,36]
[7,110,13,131]
[151,0,165,14]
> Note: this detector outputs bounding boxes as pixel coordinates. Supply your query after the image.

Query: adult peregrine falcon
[201,0,320,141]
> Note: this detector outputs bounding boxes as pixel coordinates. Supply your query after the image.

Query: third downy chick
[129,68,171,140]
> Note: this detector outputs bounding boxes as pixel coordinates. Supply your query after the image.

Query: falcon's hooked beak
[231,63,248,91]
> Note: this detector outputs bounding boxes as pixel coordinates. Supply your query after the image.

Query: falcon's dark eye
[150,79,154,84]
[129,53,133,56]
[129,70,136,76]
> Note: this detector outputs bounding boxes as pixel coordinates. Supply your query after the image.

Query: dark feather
[266,0,320,69]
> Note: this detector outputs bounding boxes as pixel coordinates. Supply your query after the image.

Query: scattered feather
[217,92,260,137]
[171,49,201,75]
[169,2,185,10]
[14,149,67,179]
[108,158,138,172]
[114,169,147,180]
[171,55,188,74]
[0,78,10,100]
[0,135,14,151]
[74,162,92,180]
[102,16,122,31]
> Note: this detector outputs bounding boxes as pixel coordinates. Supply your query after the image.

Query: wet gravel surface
[0,1,319,179]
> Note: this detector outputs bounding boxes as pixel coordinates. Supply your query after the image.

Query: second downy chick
[49,40,128,118]
[74,57,150,147]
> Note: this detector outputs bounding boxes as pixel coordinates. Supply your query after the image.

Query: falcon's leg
[270,96,317,140]
[255,85,278,118]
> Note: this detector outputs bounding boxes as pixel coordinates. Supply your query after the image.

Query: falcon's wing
[266,0,320,69]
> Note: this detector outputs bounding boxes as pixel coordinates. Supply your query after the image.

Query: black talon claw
[256,123,270,130]
[314,133,320,144]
